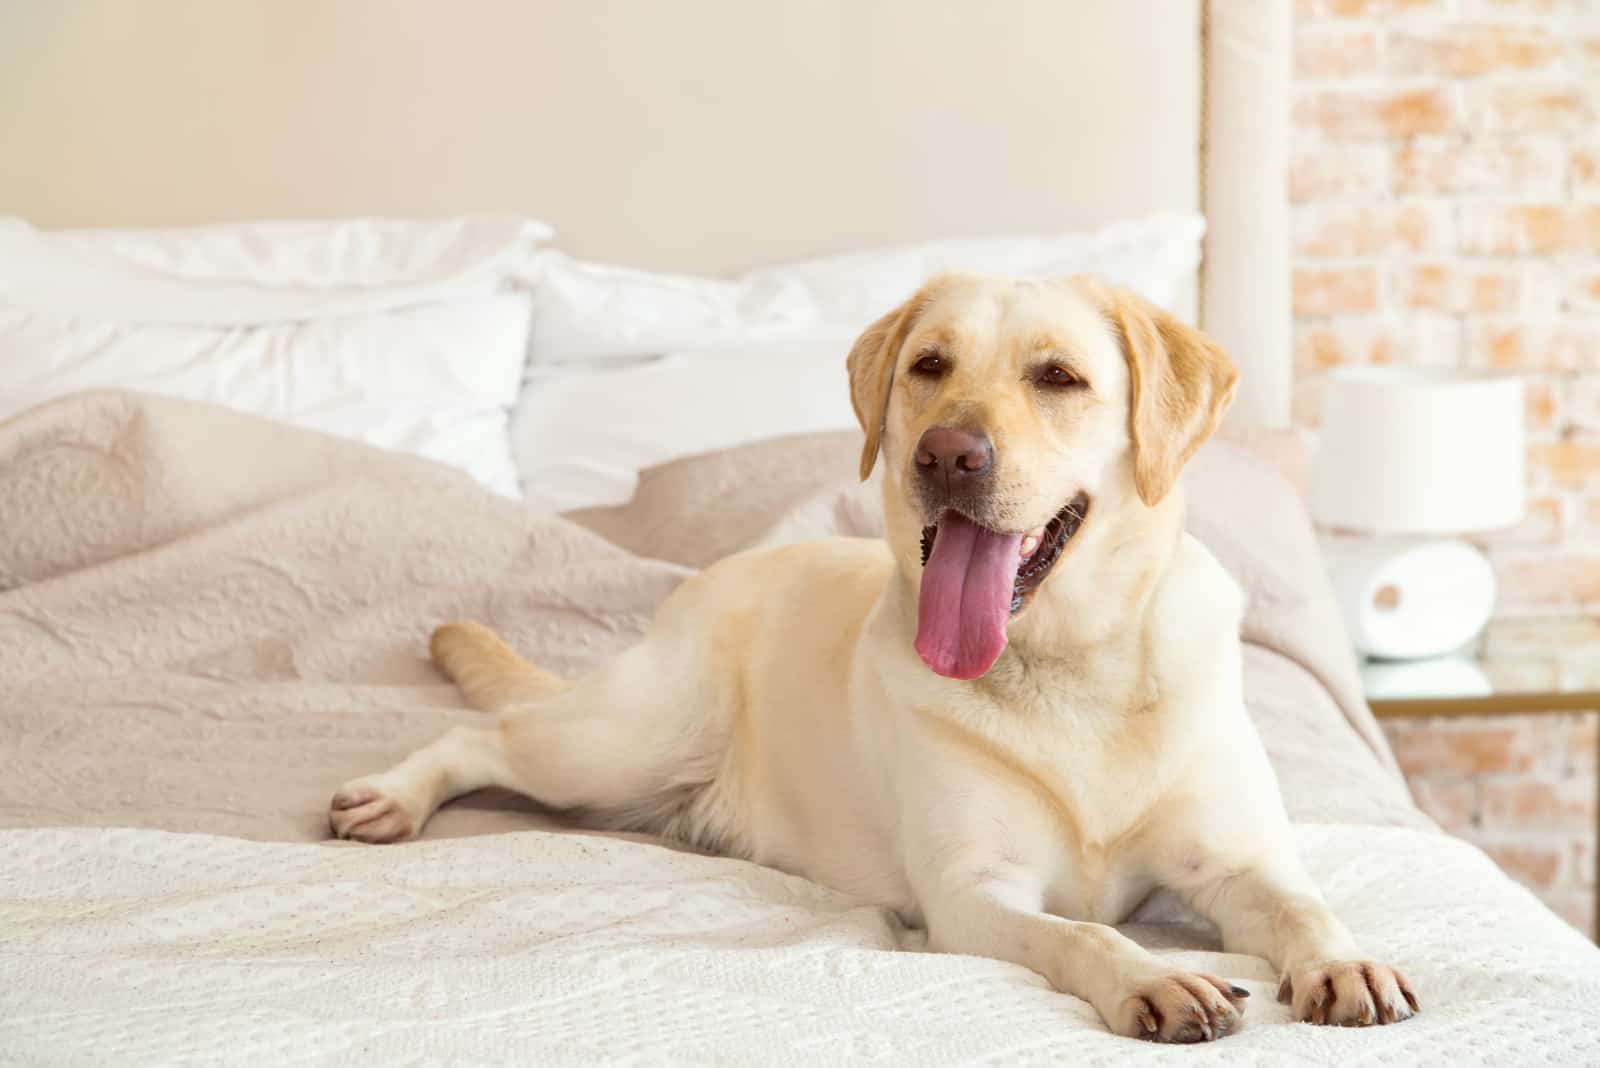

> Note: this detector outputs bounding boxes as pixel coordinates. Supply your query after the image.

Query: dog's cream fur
[331,274,1418,1042]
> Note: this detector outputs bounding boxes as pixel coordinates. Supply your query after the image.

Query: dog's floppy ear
[1104,286,1239,507]
[846,290,922,481]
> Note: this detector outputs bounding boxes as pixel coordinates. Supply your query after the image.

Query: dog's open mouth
[914,491,1090,681]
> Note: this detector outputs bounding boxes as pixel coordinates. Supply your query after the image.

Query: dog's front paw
[329,778,418,843]
[1278,961,1418,1026]
[1112,971,1249,1043]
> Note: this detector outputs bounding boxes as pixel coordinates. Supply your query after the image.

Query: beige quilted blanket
[7,391,1600,1066]
[0,390,1418,838]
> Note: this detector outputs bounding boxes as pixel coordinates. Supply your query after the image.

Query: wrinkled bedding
[0,390,1416,837]
[5,390,1596,1065]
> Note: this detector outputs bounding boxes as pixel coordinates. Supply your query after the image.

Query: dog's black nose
[915,426,994,485]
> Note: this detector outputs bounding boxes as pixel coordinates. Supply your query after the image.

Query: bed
[2,2,1598,1064]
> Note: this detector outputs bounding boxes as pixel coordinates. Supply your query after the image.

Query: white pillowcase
[523,213,1203,367]
[514,214,1205,511]
[516,332,860,513]
[0,216,551,496]
[737,215,1205,332]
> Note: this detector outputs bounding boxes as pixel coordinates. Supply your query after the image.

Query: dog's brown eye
[1036,364,1083,389]
[912,354,946,377]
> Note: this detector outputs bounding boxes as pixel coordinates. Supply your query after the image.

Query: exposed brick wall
[1291,0,1600,614]
[1292,1,1599,937]
[1382,713,1596,936]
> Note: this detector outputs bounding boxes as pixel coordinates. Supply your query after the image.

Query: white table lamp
[1311,368,1525,660]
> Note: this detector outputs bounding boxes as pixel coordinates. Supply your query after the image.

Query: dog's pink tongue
[915,514,1022,680]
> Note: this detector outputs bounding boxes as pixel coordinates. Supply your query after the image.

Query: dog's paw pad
[1281,961,1418,1027]
[1114,971,1246,1043]
[329,781,416,843]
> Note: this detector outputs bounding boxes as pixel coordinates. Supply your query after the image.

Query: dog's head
[847,273,1237,680]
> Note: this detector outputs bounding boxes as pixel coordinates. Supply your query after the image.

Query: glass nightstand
[1361,616,1600,941]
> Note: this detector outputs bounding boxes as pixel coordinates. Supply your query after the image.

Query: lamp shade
[1310,368,1525,535]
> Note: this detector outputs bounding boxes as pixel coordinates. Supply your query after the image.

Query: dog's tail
[429,620,571,712]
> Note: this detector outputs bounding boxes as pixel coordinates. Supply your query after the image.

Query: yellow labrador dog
[331,274,1418,1042]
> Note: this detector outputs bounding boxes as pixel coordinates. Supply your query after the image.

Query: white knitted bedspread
[3,823,1597,1066]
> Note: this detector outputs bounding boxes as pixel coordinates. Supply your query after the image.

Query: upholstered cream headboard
[0,0,1289,425]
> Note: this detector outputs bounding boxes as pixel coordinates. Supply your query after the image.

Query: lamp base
[1361,653,1493,699]
[1322,535,1497,661]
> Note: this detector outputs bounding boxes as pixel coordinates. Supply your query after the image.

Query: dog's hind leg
[330,723,517,843]
[331,620,725,843]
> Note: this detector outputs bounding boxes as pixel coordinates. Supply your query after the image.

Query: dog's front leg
[915,862,1248,1043]
[1179,858,1419,1026]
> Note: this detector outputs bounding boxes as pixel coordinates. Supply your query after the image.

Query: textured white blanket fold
[3,825,1598,1066]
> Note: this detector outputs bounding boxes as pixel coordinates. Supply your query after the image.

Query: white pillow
[0,216,551,496]
[524,213,1204,366]
[739,215,1206,330]
[514,332,859,513]
[514,214,1205,511]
